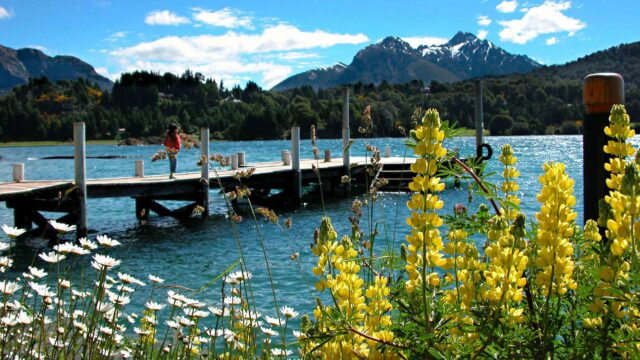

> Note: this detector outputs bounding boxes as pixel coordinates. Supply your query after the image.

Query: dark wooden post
[474,80,484,157]
[73,122,88,239]
[583,73,624,224]
[200,127,210,217]
[291,126,302,205]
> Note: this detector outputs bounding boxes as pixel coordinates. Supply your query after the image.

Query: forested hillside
[0,40,638,141]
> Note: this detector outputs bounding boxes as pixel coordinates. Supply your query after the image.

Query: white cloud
[278,52,320,61]
[95,67,118,81]
[477,30,489,39]
[106,31,129,42]
[192,7,252,29]
[145,10,190,26]
[498,1,585,44]
[0,6,12,19]
[496,0,518,13]
[477,15,492,26]
[110,24,368,88]
[401,36,448,48]
[546,36,559,45]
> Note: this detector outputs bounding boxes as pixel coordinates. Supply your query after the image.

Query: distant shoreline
[0,129,491,148]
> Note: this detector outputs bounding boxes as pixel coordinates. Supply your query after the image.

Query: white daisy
[96,235,121,247]
[48,220,76,233]
[148,274,164,284]
[0,280,21,295]
[28,267,47,279]
[145,301,166,311]
[0,242,9,252]
[78,237,98,250]
[28,282,56,298]
[260,326,278,337]
[280,306,299,319]
[54,242,89,255]
[271,348,292,357]
[0,256,13,268]
[91,254,121,270]
[1,225,26,238]
[58,279,71,289]
[208,306,231,317]
[264,316,283,327]
[39,251,66,264]
[117,272,145,286]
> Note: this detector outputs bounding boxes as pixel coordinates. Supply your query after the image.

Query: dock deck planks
[0,156,416,201]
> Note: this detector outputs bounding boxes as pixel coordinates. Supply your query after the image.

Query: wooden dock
[0,151,416,238]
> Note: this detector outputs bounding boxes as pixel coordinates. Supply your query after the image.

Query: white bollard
[231,154,239,170]
[384,146,391,158]
[324,149,331,162]
[237,152,245,167]
[135,160,144,177]
[12,163,24,182]
[282,150,291,166]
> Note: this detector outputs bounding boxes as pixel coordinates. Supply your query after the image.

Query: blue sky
[0,0,637,88]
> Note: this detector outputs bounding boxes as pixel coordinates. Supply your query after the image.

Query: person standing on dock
[164,124,181,179]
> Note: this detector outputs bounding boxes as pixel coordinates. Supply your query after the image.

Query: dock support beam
[474,80,484,157]
[74,122,88,239]
[200,127,210,217]
[342,87,351,194]
[291,126,302,205]
[583,73,624,225]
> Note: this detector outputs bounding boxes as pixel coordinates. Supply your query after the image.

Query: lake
[0,135,628,326]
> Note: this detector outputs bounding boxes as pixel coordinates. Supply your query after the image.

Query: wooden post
[324,149,331,162]
[474,80,484,157]
[12,163,24,182]
[231,154,239,170]
[135,160,144,177]
[291,126,302,204]
[384,146,391,158]
[342,88,350,170]
[282,150,291,166]
[73,122,88,239]
[200,127,210,217]
[237,152,245,167]
[583,73,624,224]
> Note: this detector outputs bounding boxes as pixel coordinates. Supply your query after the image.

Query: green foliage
[489,114,514,135]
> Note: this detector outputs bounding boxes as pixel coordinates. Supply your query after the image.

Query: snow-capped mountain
[418,31,540,79]
[272,32,541,91]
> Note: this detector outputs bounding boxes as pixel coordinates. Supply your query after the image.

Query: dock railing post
[474,80,484,157]
[12,164,24,182]
[135,160,144,177]
[200,127,210,217]
[583,73,624,226]
[73,122,88,239]
[342,87,351,193]
[291,126,302,204]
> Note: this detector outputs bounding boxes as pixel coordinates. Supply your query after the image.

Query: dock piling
[324,150,331,163]
[282,150,291,166]
[73,122,88,239]
[474,80,484,157]
[583,73,624,225]
[135,160,144,177]
[200,127,210,217]
[384,146,391,158]
[12,164,24,182]
[237,152,245,167]
[342,88,351,194]
[291,127,302,204]
[231,155,238,170]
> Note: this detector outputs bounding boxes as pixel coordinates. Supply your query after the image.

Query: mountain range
[0,45,113,94]
[272,31,541,91]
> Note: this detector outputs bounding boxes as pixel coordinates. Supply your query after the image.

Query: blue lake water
[0,135,632,327]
